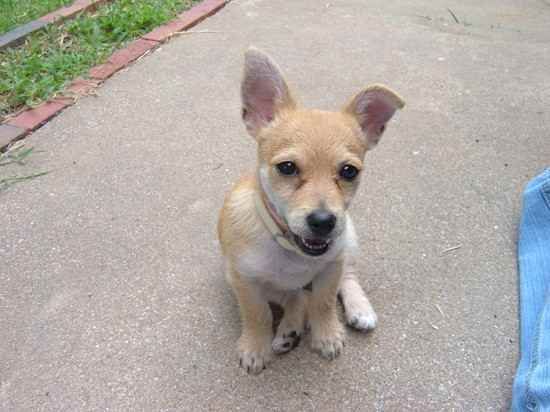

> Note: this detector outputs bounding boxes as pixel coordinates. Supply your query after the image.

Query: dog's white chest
[235,218,357,291]
[236,235,328,290]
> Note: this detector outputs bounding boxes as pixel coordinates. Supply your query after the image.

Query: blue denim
[513,168,550,411]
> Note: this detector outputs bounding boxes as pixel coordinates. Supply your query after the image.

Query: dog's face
[256,110,366,256]
[241,49,404,257]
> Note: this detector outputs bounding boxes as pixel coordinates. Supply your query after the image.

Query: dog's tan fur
[218,48,404,374]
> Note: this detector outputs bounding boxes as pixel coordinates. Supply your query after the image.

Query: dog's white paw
[346,309,377,332]
[272,330,301,354]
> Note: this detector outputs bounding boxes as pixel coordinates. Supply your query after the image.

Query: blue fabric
[513,168,550,411]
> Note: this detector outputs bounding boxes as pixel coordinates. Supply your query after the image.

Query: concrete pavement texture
[2,0,550,410]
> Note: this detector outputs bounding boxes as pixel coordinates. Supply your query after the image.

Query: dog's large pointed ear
[344,85,405,148]
[241,47,295,138]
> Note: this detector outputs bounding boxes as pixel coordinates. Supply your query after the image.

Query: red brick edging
[0,0,228,150]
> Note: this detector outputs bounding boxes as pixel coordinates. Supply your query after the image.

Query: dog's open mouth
[293,235,331,256]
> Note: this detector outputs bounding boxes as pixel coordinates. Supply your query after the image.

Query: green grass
[0,142,48,192]
[0,144,36,165]
[0,0,197,118]
[0,0,74,34]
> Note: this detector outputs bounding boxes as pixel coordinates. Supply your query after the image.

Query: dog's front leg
[228,269,273,374]
[309,260,345,360]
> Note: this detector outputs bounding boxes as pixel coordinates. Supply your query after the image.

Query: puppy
[218,48,404,374]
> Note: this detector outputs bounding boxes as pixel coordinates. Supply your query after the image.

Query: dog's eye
[276,161,299,176]
[339,164,359,181]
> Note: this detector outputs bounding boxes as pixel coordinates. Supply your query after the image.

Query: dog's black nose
[307,210,336,236]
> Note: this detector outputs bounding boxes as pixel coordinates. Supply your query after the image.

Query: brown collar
[260,191,288,233]
[254,190,309,256]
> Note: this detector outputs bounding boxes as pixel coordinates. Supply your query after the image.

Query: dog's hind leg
[339,260,377,332]
[272,290,307,354]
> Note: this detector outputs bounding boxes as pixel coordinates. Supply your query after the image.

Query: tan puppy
[218,48,404,374]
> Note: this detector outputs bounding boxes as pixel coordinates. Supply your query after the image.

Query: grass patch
[0,0,198,118]
[0,0,74,34]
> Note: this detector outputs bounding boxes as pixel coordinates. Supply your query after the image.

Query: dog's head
[241,48,404,257]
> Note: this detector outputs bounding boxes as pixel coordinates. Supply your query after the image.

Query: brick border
[0,0,112,51]
[0,0,228,150]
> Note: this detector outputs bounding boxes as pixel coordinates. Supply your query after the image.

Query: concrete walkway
[2,0,550,410]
